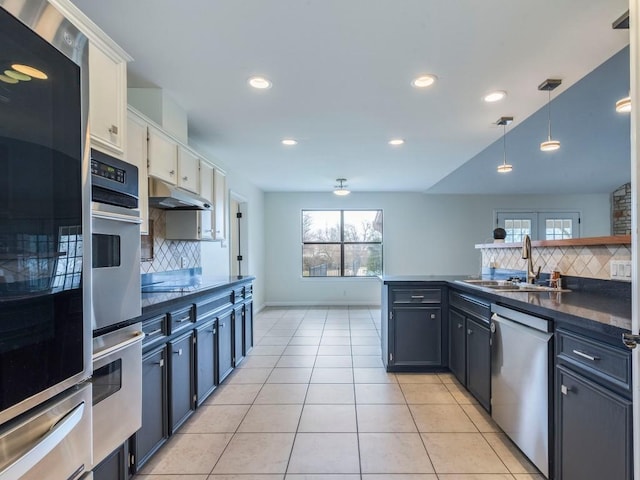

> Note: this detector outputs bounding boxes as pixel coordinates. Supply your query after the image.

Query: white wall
[264,192,611,306]
[191,143,267,311]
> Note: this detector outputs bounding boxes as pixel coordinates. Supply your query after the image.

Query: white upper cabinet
[127,109,149,234]
[177,146,200,194]
[199,161,214,205]
[89,43,127,156]
[147,126,178,185]
[213,169,227,241]
[49,0,132,158]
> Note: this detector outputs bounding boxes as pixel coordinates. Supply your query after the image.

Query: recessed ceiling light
[483,90,507,103]
[282,139,297,146]
[248,76,272,89]
[11,64,47,80]
[388,139,404,146]
[411,74,437,88]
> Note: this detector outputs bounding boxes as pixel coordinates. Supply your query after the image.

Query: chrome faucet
[521,235,541,284]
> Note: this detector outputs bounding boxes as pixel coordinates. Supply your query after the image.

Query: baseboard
[263,301,382,308]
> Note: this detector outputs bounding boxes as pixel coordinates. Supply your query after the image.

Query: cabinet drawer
[169,306,194,334]
[449,291,490,323]
[392,288,441,304]
[557,329,631,393]
[142,314,168,349]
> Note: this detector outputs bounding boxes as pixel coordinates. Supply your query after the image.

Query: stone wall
[612,182,632,235]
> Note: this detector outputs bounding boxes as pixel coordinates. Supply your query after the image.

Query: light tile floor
[136,306,545,480]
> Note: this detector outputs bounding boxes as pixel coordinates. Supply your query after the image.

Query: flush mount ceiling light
[282,139,297,146]
[388,138,404,146]
[483,90,507,103]
[248,76,272,89]
[616,95,631,113]
[496,116,513,173]
[539,78,562,152]
[411,74,437,88]
[333,178,350,196]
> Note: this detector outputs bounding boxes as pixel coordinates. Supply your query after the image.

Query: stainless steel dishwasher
[490,304,553,478]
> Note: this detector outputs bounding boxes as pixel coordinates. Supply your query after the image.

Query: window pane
[343,210,383,242]
[344,244,382,276]
[302,211,340,242]
[302,244,341,277]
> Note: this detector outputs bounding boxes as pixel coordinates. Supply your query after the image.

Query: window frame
[301,209,383,278]
[496,210,581,241]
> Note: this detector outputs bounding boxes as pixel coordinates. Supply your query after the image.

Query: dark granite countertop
[381,275,631,337]
[141,274,255,310]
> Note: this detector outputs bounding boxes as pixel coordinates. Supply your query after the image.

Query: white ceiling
[71,0,630,194]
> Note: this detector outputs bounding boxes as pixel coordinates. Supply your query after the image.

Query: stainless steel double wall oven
[0,1,93,479]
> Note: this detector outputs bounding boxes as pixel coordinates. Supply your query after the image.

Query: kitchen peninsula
[381,269,632,480]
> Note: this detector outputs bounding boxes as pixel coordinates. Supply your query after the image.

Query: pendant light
[333,178,350,196]
[538,79,562,152]
[496,116,513,173]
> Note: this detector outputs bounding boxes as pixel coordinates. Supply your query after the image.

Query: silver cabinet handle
[411,295,424,299]
[108,124,118,135]
[0,402,85,480]
[467,329,473,335]
[93,331,144,361]
[220,322,226,328]
[154,359,165,367]
[572,349,599,361]
[561,384,570,395]
[146,328,163,338]
[174,348,183,356]
[175,317,189,323]
[430,314,436,319]
[457,323,463,329]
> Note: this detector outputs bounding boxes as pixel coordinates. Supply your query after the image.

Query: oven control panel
[91,158,125,184]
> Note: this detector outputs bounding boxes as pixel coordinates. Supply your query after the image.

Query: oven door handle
[0,402,85,480]
[92,209,142,225]
[93,331,145,362]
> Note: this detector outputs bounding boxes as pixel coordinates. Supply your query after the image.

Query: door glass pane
[302,244,341,276]
[344,244,382,276]
[302,211,340,242]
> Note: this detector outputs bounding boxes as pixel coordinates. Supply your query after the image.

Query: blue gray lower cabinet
[555,327,633,480]
[93,442,130,480]
[382,284,447,371]
[129,279,254,475]
[169,331,196,433]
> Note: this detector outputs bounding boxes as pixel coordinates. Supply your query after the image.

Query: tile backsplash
[141,208,201,274]
[481,244,631,280]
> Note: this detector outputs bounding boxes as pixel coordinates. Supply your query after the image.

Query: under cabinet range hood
[148,178,211,210]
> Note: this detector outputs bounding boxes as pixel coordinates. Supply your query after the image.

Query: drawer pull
[145,328,163,338]
[175,317,189,323]
[467,329,473,335]
[411,295,424,299]
[174,348,183,356]
[561,384,570,395]
[430,314,436,319]
[572,349,599,361]
[154,359,164,367]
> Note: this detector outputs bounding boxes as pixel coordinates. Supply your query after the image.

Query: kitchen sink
[456,279,570,293]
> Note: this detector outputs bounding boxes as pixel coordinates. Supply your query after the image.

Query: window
[496,211,580,241]
[302,210,383,277]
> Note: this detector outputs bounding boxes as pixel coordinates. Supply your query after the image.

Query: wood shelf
[475,235,631,249]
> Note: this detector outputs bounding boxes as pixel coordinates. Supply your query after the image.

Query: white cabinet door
[127,111,149,234]
[177,146,200,194]
[148,126,178,185]
[213,169,227,240]
[89,43,126,157]
[199,161,214,205]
